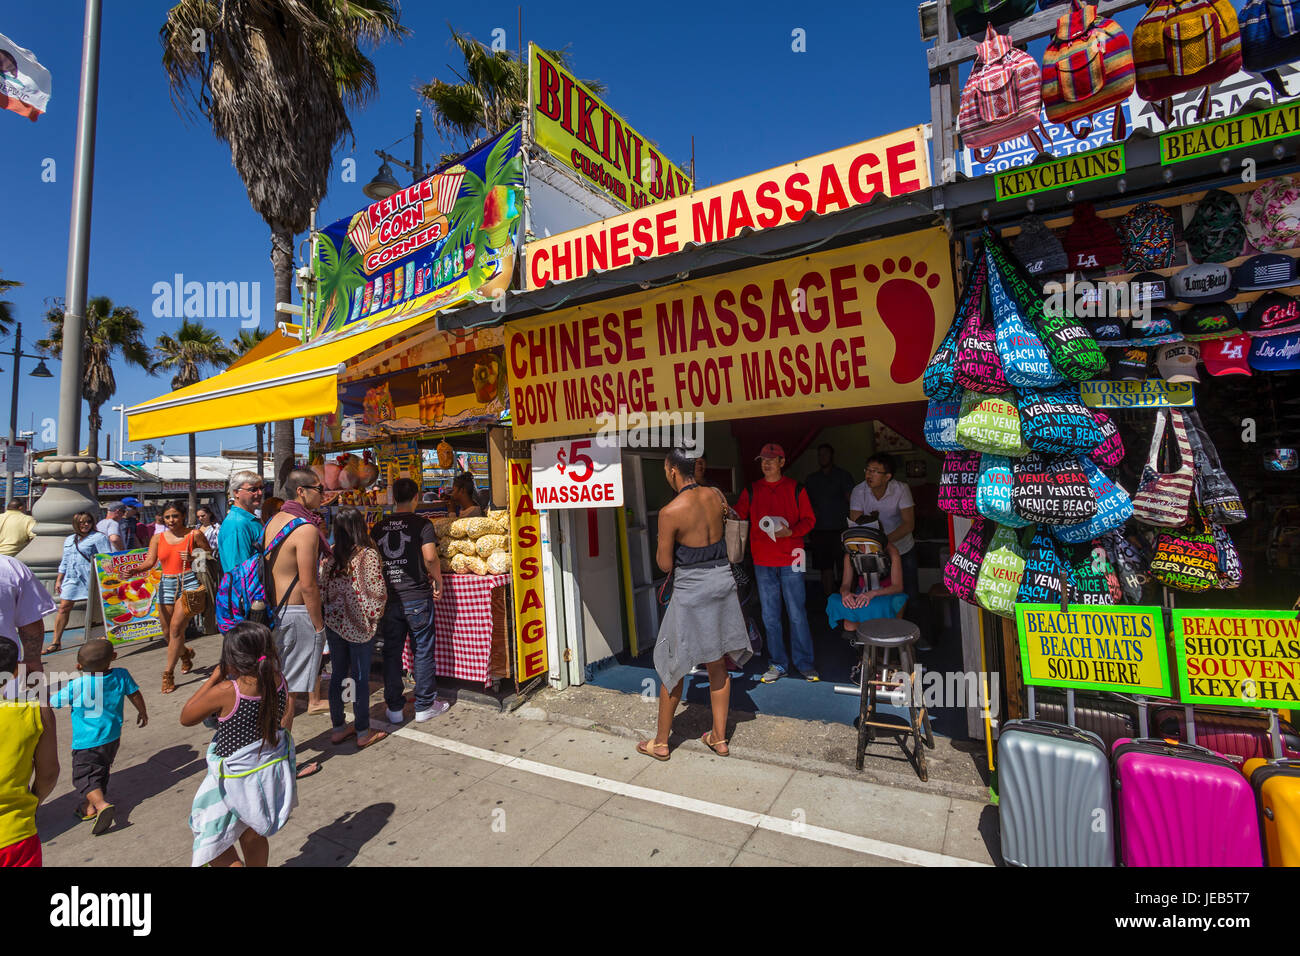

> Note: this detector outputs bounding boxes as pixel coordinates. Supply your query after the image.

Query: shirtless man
[263,468,328,777]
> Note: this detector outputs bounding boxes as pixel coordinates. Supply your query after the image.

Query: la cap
[1202,334,1253,377]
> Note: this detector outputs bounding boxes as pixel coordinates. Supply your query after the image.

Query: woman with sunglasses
[127,500,212,693]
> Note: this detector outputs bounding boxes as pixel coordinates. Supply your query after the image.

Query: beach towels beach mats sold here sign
[1016,604,1172,695]
[1173,610,1300,707]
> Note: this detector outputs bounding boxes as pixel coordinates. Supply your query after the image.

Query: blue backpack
[1241,0,1300,94]
[215,518,308,632]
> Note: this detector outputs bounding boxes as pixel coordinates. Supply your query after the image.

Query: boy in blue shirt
[50,639,147,835]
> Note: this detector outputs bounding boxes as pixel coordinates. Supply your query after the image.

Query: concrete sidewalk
[32,635,999,867]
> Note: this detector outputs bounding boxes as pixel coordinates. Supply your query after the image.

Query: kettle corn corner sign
[1173,609,1300,708]
[1016,604,1172,696]
[507,227,955,442]
[530,43,691,212]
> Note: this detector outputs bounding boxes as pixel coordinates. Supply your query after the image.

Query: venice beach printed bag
[1101,528,1146,603]
[985,233,1108,380]
[954,269,1011,394]
[1149,514,1220,592]
[976,525,1035,618]
[1210,520,1243,588]
[1089,410,1125,468]
[957,25,1051,162]
[944,518,993,603]
[957,391,1029,456]
[988,247,1064,388]
[1018,385,1106,454]
[1041,1,1136,141]
[939,450,983,517]
[1050,455,1134,543]
[1239,0,1300,95]
[1018,527,1072,605]
[1132,0,1242,122]
[1131,409,1197,527]
[977,454,1034,527]
[924,399,964,452]
[1063,541,1119,604]
[925,258,987,401]
[1185,407,1247,523]
[1012,453,1099,525]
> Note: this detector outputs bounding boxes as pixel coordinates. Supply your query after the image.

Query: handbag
[938,450,983,517]
[975,524,1034,618]
[1184,408,1247,524]
[925,258,985,402]
[1210,520,1243,589]
[957,390,1029,456]
[943,518,992,603]
[1018,527,1072,605]
[1062,540,1119,604]
[713,486,749,565]
[181,532,208,615]
[976,454,1033,527]
[1131,409,1196,527]
[1018,385,1105,454]
[1089,410,1126,468]
[988,246,1063,389]
[1101,528,1146,603]
[953,259,1011,394]
[1149,511,1220,593]
[985,232,1107,381]
[1011,453,1098,525]
[1051,455,1134,543]
[924,399,964,452]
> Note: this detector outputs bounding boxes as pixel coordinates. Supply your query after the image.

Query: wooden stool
[852,618,936,781]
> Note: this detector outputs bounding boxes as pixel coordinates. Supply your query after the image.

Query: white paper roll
[759,515,789,540]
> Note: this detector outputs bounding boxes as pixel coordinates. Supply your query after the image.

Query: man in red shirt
[735,444,819,682]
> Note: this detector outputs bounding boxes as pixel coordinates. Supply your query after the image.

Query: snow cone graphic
[481,186,518,250]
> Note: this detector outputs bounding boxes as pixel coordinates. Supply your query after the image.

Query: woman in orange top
[129,500,211,693]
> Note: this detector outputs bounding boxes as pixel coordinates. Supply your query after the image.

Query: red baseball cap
[1202,334,1253,377]
[756,443,785,460]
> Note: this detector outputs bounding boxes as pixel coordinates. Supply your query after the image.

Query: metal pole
[413,110,423,184]
[5,322,18,504]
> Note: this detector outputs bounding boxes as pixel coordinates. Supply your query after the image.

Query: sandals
[43,643,62,655]
[296,761,323,779]
[702,731,730,757]
[330,726,356,746]
[357,729,389,749]
[179,646,195,674]
[73,804,97,822]
[92,805,116,836]
[161,671,176,694]
[636,739,670,761]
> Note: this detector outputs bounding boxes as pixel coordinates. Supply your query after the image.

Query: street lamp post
[363,109,429,200]
[4,322,56,504]
[111,402,125,459]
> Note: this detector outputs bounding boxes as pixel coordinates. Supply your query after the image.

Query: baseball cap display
[121,496,142,507]
[1173,263,1235,303]
[1114,346,1149,380]
[1184,189,1246,263]
[1180,303,1239,341]
[1243,175,1300,253]
[1156,341,1201,383]
[1130,307,1183,346]
[1130,271,1173,308]
[1249,332,1300,371]
[756,443,785,460]
[1233,253,1298,291]
[1063,202,1124,271]
[1087,317,1127,347]
[1201,334,1253,377]
[1011,216,1069,276]
[1120,202,1178,271]
[1243,292,1300,338]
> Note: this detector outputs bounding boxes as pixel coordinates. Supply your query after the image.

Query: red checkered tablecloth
[402,572,509,686]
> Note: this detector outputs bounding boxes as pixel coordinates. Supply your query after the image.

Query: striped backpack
[1133,0,1242,124]
[958,25,1051,163]
[1240,0,1300,95]
[1042,1,1136,141]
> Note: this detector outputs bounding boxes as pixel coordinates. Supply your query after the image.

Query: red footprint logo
[864,257,942,384]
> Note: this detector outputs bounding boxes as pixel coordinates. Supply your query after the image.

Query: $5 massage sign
[506,227,955,442]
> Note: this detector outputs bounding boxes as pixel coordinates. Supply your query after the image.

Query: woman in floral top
[320,508,388,748]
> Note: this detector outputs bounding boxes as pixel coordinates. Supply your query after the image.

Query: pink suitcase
[1112,738,1263,867]
[1152,707,1300,766]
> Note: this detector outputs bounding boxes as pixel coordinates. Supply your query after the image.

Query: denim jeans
[753,564,816,675]
[899,548,919,602]
[326,628,375,733]
[380,595,438,712]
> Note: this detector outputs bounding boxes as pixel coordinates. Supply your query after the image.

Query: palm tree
[38,296,153,490]
[230,327,269,475]
[419,29,605,156]
[152,320,235,516]
[160,0,407,495]
[0,271,19,335]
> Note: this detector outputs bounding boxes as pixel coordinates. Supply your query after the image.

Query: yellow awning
[127,314,432,441]
[225,325,302,371]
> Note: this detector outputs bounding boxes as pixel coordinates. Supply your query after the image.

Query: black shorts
[71,739,120,798]
[807,530,844,572]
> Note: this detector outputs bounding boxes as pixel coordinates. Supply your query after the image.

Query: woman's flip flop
[636,740,670,761]
[702,731,729,756]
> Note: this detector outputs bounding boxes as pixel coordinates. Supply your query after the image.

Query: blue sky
[1,0,941,458]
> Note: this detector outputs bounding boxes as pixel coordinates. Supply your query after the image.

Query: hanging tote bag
[1131,409,1196,527]
[924,399,964,452]
[1018,527,1072,605]
[938,450,983,517]
[957,391,1029,456]
[1012,453,1098,525]
[976,525,1035,618]
[954,264,1011,394]
[957,25,1051,161]
[1149,513,1220,593]
[1063,540,1119,604]
[1051,456,1134,543]
[923,264,976,402]
[1210,520,1243,589]
[943,518,993,603]
[1089,410,1126,468]
[977,454,1034,527]
[985,232,1107,380]
[988,246,1063,388]
[1240,0,1300,96]
[1101,528,1147,603]
[1185,408,1247,524]
[1018,385,1106,454]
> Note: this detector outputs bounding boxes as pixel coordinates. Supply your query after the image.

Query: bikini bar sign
[1015,605,1172,696]
[1173,610,1300,708]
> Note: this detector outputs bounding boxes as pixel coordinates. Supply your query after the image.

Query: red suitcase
[1152,707,1300,766]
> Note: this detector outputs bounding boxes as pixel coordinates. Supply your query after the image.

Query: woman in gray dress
[638,449,752,760]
